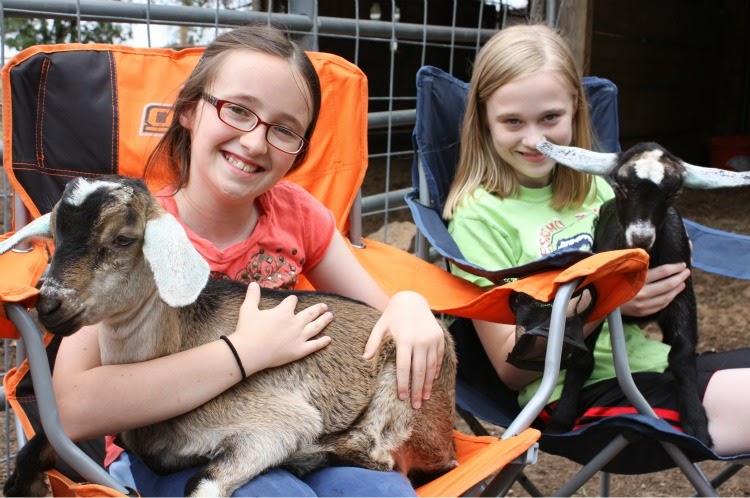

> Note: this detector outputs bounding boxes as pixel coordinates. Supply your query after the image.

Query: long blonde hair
[443,24,595,219]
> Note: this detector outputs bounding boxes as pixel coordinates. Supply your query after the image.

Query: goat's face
[36,177,156,335]
[610,144,685,250]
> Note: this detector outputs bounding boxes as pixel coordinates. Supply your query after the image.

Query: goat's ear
[0,213,52,255]
[682,162,750,189]
[143,213,210,307]
[536,141,618,175]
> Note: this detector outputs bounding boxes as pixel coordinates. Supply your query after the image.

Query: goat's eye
[112,235,135,247]
[667,188,683,203]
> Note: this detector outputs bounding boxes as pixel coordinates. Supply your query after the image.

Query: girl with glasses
[52,23,445,497]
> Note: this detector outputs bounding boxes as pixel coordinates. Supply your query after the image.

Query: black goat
[536,141,750,446]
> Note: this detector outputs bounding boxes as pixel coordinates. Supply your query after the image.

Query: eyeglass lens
[219,102,304,154]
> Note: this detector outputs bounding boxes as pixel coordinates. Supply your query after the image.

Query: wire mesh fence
[0,0,536,483]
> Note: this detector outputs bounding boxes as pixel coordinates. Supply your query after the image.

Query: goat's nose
[36,294,62,318]
[625,222,656,250]
[630,234,655,250]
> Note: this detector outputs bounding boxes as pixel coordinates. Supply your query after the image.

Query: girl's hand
[363,291,445,409]
[230,282,333,373]
[620,262,690,317]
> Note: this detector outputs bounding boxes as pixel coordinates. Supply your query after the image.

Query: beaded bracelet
[219,335,247,379]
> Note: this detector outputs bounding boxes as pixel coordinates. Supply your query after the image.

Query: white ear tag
[143,214,210,307]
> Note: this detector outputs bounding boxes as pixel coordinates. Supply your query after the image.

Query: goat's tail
[4,429,55,497]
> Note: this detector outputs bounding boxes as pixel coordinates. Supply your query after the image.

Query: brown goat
[1,175,457,497]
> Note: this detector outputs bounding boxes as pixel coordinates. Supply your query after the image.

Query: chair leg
[659,442,718,497]
[513,471,543,497]
[553,434,630,496]
[690,463,745,497]
[480,463,542,496]
[456,406,491,436]
[600,471,610,496]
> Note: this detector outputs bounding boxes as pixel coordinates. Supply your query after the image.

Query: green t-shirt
[448,177,670,407]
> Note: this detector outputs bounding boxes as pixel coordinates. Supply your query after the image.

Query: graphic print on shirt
[210,247,302,289]
[538,211,598,257]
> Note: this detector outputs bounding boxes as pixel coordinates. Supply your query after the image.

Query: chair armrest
[4,303,129,495]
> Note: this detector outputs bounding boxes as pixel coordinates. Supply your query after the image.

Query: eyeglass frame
[201,92,309,155]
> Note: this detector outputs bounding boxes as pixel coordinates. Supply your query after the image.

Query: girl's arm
[53,282,332,441]
[305,231,445,409]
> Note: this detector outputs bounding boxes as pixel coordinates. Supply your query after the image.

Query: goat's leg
[323,363,456,481]
[184,423,323,497]
[546,325,602,434]
[4,430,55,497]
[667,335,712,446]
[320,376,412,473]
[660,293,713,447]
[182,393,325,497]
[545,349,594,433]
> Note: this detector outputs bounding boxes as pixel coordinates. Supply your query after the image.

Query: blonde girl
[443,25,750,457]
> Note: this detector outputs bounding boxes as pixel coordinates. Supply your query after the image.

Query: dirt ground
[1,165,750,495]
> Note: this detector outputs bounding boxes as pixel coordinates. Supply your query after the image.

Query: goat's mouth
[38,308,86,336]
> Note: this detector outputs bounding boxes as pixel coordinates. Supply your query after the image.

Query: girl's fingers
[302,335,332,355]
[363,322,386,360]
[395,345,413,403]
[298,303,329,322]
[409,351,427,409]
[243,281,262,310]
[305,310,334,337]
[421,347,438,401]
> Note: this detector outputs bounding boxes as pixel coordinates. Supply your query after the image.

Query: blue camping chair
[407,65,750,496]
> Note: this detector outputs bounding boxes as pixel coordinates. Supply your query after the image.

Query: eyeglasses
[201,92,309,155]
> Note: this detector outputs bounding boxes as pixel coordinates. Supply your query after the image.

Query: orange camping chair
[0,43,543,497]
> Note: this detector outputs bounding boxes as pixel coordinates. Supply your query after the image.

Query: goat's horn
[681,162,750,189]
[536,141,619,175]
[0,213,52,255]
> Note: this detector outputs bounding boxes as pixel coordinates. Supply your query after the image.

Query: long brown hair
[443,24,595,219]
[145,23,321,189]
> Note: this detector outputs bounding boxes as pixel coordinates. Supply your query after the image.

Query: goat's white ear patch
[0,213,52,254]
[143,214,209,307]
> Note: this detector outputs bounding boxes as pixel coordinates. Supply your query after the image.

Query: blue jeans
[110,451,417,497]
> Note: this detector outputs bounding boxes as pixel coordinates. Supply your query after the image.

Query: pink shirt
[158,181,336,288]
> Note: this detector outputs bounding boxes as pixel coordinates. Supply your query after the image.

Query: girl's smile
[223,151,263,174]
